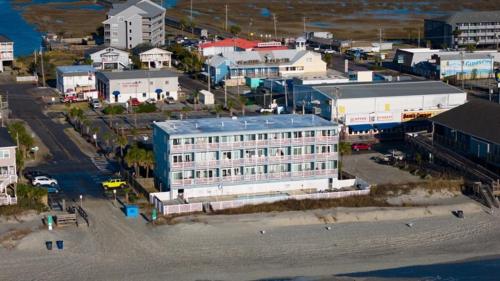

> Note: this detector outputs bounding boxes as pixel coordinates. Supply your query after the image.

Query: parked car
[164,96,175,104]
[351,143,372,151]
[32,176,58,186]
[101,178,127,190]
[145,98,157,104]
[323,49,336,54]
[24,170,51,181]
[37,184,61,194]
[91,99,102,109]
[128,98,141,106]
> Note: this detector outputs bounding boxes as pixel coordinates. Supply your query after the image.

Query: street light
[113,189,117,204]
[79,194,83,208]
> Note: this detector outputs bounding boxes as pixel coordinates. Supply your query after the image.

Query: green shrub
[134,103,157,113]
[102,105,125,115]
[0,184,48,216]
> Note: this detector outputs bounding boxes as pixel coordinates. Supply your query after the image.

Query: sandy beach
[1,193,499,281]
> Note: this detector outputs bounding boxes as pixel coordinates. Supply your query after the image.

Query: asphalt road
[1,83,106,199]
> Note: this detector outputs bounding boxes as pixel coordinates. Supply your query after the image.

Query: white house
[56,65,96,95]
[86,46,131,70]
[139,47,172,69]
[0,128,17,206]
[95,70,179,103]
[0,35,14,73]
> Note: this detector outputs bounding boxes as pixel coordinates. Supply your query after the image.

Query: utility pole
[207,69,211,91]
[190,0,193,22]
[273,14,278,40]
[225,4,228,31]
[417,28,421,48]
[378,28,382,66]
[303,16,306,34]
[461,51,465,89]
[40,48,46,87]
[224,78,227,108]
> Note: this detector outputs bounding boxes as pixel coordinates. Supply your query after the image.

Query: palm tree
[338,142,352,180]
[143,150,155,178]
[227,100,235,116]
[116,135,128,158]
[125,145,142,176]
[192,91,200,111]
[214,104,223,117]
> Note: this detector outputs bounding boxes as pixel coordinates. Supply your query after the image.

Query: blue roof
[56,65,95,74]
[154,114,337,136]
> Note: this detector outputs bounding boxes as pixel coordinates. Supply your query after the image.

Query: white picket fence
[163,203,203,215]
[16,76,38,83]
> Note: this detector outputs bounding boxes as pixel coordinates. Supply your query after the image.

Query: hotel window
[183,138,193,144]
[292,146,303,155]
[270,147,285,156]
[293,131,303,138]
[172,172,182,180]
[316,162,326,170]
[222,168,232,177]
[245,134,256,141]
[244,166,256,175]
[256,165,266,174]
[222,151,232,160]
[304,131,315,137]
[268,164,280,173]
[257,148,266,157]
[245,149,256,158]
[0,150,10,159]
[257,133,267,140]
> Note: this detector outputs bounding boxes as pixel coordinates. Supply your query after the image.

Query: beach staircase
[476,182,499,209]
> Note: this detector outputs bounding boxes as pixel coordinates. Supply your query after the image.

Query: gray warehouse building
[425,11,500,49]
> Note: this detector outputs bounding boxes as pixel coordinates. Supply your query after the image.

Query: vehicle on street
[351,143,372,151]
[24,170,51,181]
[91,99,102,109]
[323,49,336,54]
[37,184,61,194]
[32,176,58,186]
[101,178,127,190]
[164,96,175,104]
[145,98,157,104]
[128,98,141,106]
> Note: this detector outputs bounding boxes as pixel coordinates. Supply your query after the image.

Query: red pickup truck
[128,98,141,106]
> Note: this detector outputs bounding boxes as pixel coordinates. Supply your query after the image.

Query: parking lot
[343,142,423,185]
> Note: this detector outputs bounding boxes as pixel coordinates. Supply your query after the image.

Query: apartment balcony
[243,157,268,165]
[195,160,219,168]
[171,178,194,186]
[316,153,337,160]
[195,177,218,185]
[291,154,315,162]
[268,155,292,163]
[316,136,338,143]
[171,161,195,170]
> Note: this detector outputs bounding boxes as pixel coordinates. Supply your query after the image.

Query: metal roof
[431,99,500,145]
[109,0,165,17]
[432,11,500,25]
[438,53,494,60]
[154,114,337,136]
[96,69,178,80]
[313,81,465,100]
[0,128,16,148]
[56,65,95,75]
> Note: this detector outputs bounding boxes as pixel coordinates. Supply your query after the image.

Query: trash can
[56,240,64,250]
[125,205,139,218]
[45,241,53,250]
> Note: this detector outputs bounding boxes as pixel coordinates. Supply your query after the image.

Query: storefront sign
[347,113,396,125]
[120,81,141,88]
[401,110,442,122]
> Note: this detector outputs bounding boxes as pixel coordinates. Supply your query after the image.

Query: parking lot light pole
[79,194,83,208]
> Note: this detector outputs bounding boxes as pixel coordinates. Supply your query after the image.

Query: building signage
[346,113,395,125]
[120,81,141,88]
[401,110,442,122]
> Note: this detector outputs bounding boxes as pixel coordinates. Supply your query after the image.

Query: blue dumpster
[125,205,139,218]
[45,241,52,250]
[56,240,64,250]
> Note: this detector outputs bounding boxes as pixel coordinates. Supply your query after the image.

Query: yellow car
[101,178,127,190]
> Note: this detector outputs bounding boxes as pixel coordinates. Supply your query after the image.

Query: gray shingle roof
[0,128,16,148]
[433,11,500,25]
[431,99,500,145]
[314,81,464,100]
[96,69,177,80]
[109,0,165,17]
